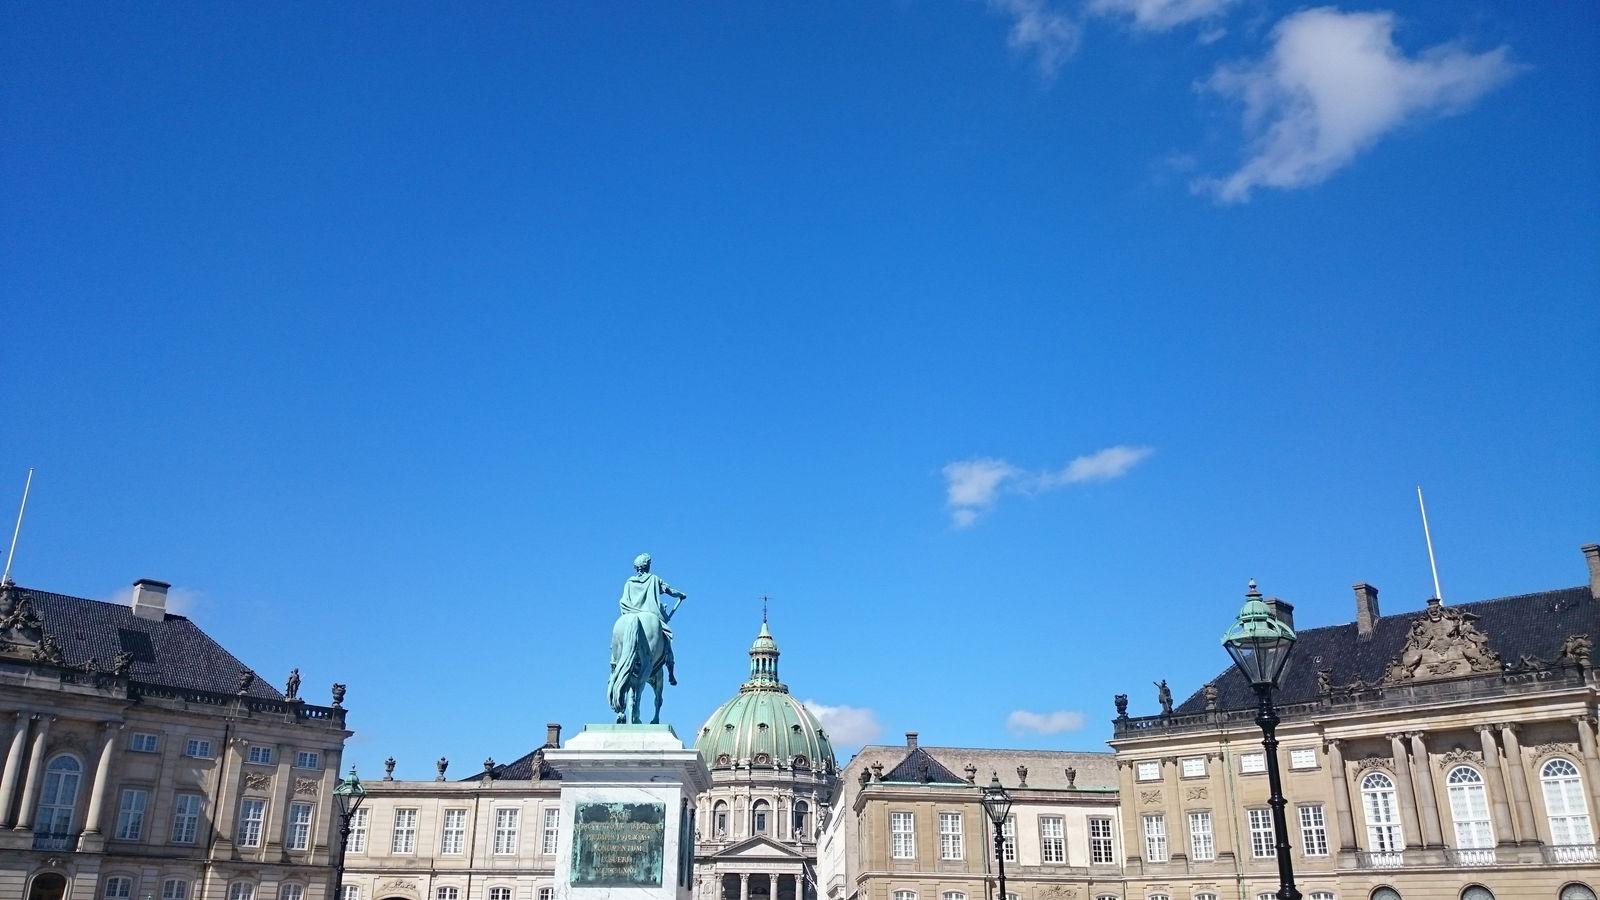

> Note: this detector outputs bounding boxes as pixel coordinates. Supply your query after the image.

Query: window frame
[162,879,190,900]
[1000,814,1016,862]
[1542,758,1594,845]
[1446,766,1494,851]
[1040,814,1066,864]
[938,811,964,860]
[129,732,160,753]
[103,876,134,900]
[114,787,149,841]
[890,810,915,859]
[184,738,213,759]
[1135,760,1161,782]
[440,807,467,855]
[391,808,419,854]
[1248,807,1276,858]
[286,801,314,852]
[1187,809,1215,861]
[1298,803,1329,857]
[1361,771,1404,853]
[1088,815,1115,864]
[171,792,202,844]
[293,750,321,769]
[237,798,267,848]
[493,806,521,855]
[1142,813,1168,863]
[1180,756,1206,778]
[1240,752,1266,774]
[542,806,560,855]
[347,807,369,853]
[246,745,275,766]
[1289,747,1318,770]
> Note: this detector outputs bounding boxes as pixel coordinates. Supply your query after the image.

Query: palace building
[1108,543,1600,900]
[0,578,352,900]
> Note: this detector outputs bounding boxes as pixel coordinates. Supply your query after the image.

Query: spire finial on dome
[761,594,769,624]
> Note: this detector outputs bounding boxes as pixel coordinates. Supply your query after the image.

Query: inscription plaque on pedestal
[571,802,666,887]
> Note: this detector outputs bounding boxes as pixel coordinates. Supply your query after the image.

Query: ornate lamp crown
[1222,579,1298,688]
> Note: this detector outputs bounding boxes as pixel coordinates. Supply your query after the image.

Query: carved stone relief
[1185,787,1208,801]
[242,772,272,791]
[1381,599,1501,684]
[1357,755,1394,773]
[1436,745,1483,770]
[294,777,319,795]
[1139,790,1162,805]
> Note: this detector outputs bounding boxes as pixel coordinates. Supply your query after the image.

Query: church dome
[695,620,836,774]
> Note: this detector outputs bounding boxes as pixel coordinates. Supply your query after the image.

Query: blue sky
[2,1,1595,777]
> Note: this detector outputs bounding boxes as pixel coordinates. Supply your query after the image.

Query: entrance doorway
[27,873,68,900]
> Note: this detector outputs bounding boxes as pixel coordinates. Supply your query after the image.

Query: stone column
[769,873,778,900]
[739,873,749,900]
[1498,723,1539,845]
[1162,756,1185,861]
[81,723,120,834]
[13,714,53,830]
[1325,739,1358,852]
[1386,733,1423,850]
[1573,716,1600,813]
[0,711,30,827]
[1406,732,1445,847]
[1476,724,1517,846]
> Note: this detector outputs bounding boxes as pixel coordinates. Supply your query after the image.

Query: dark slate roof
[14,586,282,700]
[882,747,968,785]
[1178,585,1597,714]
[469,747,562,781]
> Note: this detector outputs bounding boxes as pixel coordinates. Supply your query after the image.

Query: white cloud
[1006,709,1088,735]
[1038,445,1155,487]
[987,0,1081,80]
[1088,0,1237,31]
[802,700,883,748]
[944,445,1154,527]
[1196,7,1517,202]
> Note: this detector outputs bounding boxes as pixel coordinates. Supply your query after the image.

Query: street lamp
[980,773,1013,900]
[331,766,367,900]
[1222,579,1300,900]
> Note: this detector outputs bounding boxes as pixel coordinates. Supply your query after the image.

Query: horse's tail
[607,616,645,713]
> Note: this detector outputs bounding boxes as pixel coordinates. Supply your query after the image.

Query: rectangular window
[348,808,369,853]
[436,890,460,900]
[489,890,512,900]
[162,880,189,900]
[130,732,160,753]
[171,793,202,844]
[185,738,213,759]
[294,750,321,769]
[1180,756,1206,778]
[538,890,554,900]
[1136,760,1160,781]
[441,808,467,854]
[392,808,418,853]
[287,801,314,851]
[247,745,274,765]
[1089,816,1115,864]
[104,877,134,899]
[1289,748,1317,769]
[494,807,521,855]
[1187,811,1214,861]
[1240,752,1266,774]
[890,811,915,859]
[543,806,560,855]
[1248,808,1276,858]
[1299,804,1328,856]
[342,888,362,900]
[1142,814,1168,863]
[114,788,148,840]
[1001,815,1016,862]
[1040,815,1066,863]
[939,811,963,860]
[238,798,267,848]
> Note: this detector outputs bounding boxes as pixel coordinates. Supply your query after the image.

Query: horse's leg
[630,683,642,724]
[650,671,664,724]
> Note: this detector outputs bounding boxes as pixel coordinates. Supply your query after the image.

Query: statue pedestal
[547,724,711,900]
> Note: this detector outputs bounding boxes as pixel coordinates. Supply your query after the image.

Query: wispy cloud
[1087,0,1238,32]
[1006,709,1088,735]
[802,700,883,748]
[1195,7,1517,202]
[943,445,1154,527]
[987,0,1081,80]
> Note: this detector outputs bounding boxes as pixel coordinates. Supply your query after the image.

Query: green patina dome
[695,621,836,773]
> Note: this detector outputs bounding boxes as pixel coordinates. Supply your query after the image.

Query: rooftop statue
[608,553,688,724]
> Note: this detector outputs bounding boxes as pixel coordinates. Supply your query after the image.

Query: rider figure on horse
[619,552,683,685]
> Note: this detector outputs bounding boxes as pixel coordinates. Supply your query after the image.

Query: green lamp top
[1221,579,1297,646]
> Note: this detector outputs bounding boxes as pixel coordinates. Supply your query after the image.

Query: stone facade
[1108,545,1600,900]
[0,578,351,900]
[339,732,565,900]
[821,736,1123,900]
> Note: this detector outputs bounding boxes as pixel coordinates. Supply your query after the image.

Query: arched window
[752,800,770,834]
[892,891,916,900]
[942,892,966,900]
[103,877,133,900]
[36,755,82,840]
[1542,759,1595,845]
[713,800,729,837]
[1370,888,1401,900]
[1446,767,1494,851]
[794,800,810,839]
[1309,893,1336,900]
[1561,885,1598,900]
[1361,772,1403,852]
[1194,894,1219,900]
[1459,887,1493,900]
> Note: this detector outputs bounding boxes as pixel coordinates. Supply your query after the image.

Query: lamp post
[1222,580,1301,900]
[980,773,1013,900]
[331,766,367,900]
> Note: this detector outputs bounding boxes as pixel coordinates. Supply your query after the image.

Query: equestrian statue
[607,553,687,724]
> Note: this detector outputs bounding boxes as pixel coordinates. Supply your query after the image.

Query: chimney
[1583,544,1600,601]
[905,732,918,750]
[545,723,562,748]
[130,579,170,621]
[1353,583,1380,638]
[1263,596,1295,630]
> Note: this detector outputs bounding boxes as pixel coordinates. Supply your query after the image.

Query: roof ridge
[1260,583,1589,637]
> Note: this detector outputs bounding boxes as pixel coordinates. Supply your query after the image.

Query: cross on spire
[759,594,770,624]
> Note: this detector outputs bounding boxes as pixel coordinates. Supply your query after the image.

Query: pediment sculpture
[1382,598,1500,684]
[0,582,45,657]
